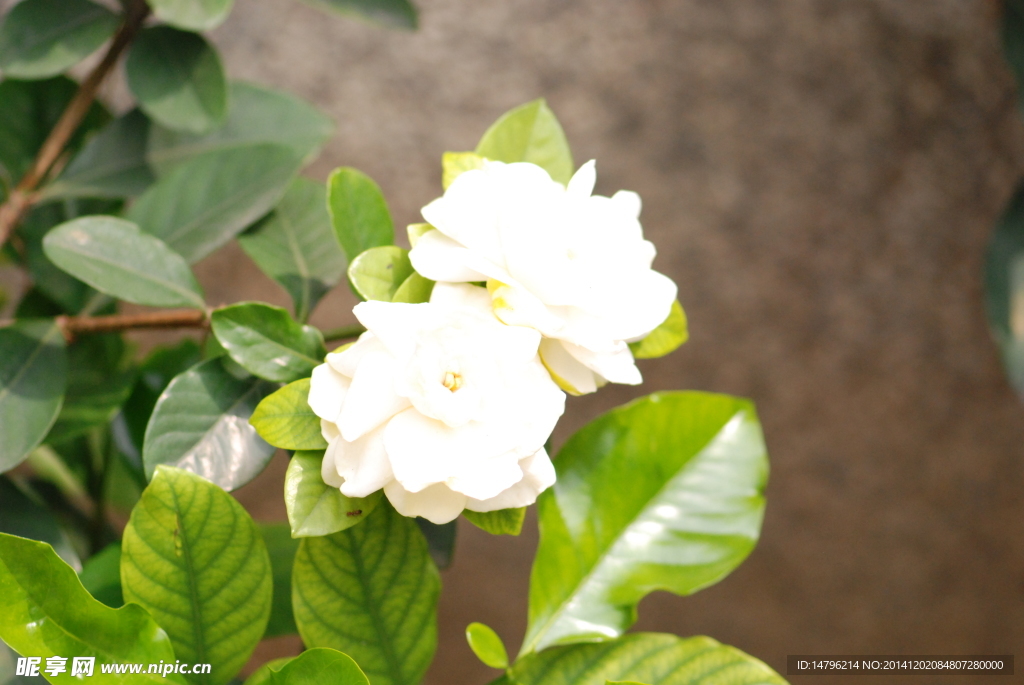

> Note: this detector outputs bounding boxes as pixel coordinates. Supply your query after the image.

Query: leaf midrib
[167,486,209,683]
[224,319,320,368]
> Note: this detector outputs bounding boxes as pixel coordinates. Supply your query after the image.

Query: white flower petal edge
[411,159,678,395]
[308,283,566,524]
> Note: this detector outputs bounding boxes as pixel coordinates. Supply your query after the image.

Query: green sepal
[628,300,687,360]
[476,99,574,186]
[347,246,413,301]
[463,508,526,536]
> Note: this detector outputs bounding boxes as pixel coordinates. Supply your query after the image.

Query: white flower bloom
[409,159,678,395]
[308,283,565,524]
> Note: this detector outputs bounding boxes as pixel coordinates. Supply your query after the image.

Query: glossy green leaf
[259,523,299,638]
[327,168,394,262]
[43,216,205,308]
[628,301,688,360]
[242,658,292,685]
[348,246,412,301]
[441,151,484,189]
[476,99,574,186]
[292,503,440,685]
[0,637,45,683]
[0,532,183,684]
[0,476,79,571]
[238,178,347,322]
[0,0,119,79]
[297,0,417,29]
[250,378,327,451]
[285,450,382,538]
[121,466,272,685]
[253,649,370,685]
[78,543,122,608]
[510,633,785,685]
[148,0,233,31]
[142,358,276,491]
[47,333,134,444]
[415,518,456,570]
[985,182,1024,397]
[391,271,434,304]
[0,321,67,472]
[522,392,769,655]
[463,508,525,536]
[211,303,326,383]
[465,622,508,670]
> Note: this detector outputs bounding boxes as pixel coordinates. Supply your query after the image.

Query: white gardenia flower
[409,159,678,395]
[307,283,565,524]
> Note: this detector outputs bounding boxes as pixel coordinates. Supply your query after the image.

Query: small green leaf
[292,503,440,685]
[415,518,456,570]
[0,0,120,79]
[985,181,1024,398]
[463,508,526,536]
[465,622,508,670]
[285,450,382,538]
[391,271,434,303]
[43,216,205,308]
[121,466,272,685]
[476,99,574,186]
[348,246,413,301]
[406,222,432,248]
[441,151,485,189]
[147,0,233,34]
[259,523,300,638]
[628,300,687,360]
[212,303,326,383]
[256,649,371,685]
[0,475,80,571]
[250,378,327,451]
[78,542,123,608]
[327,167,394,262]
[297,0,417,29]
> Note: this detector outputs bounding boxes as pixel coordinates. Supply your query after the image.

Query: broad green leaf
[211,303,326,383]
[628,301,688,360]
[252,649,370,685]
[297,0,417,29]
[414,518,456,570]
[122,467,271,685]
[142,358,276,491]
[0,476,79,571]
[0,0,119,79]
[78,543,122,608]
[238,178,347,322]
[242,658,293,685]
[348,246,412,301]
[406,222,432,248]
[292,503,440,685]
[43,216,205,308]
[147,0,233,35]
[441,151,484,189]
[0,637,45,683]
[147,81,333,175]
[985,182,1024,397]
[327,168,394,262]
[285,450,382,537]
[465,622,508,670]
[510,633,785,685]
[463,508,525,536]
[0,321,67,472]
[476,99,574,186]
[522,392,769,654]
[0,532,183,684]
[43,109,154,200]
[391,271,433,303]
[250,378,327,451]
[259,524,299,638]
[127,144,303,264]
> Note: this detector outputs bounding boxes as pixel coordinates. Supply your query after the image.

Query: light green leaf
[292,503,439,685]
[296,0,417,29]
[285,450,382,538]
[985,182,1024,397]
[127,144,304,264]
[463,508,525,536]
[441,151,484,189]
[510,633,785,685]
[250,378,327,451]
[43,216,205,308]
[348,246,412,301]
[211,303,325,383]
[0,532,183,684]
[522,392,769,655]
[259,524,299,638]
[628,301,687,360]
[238,178,347,322]
[254,649,370,685]
[1,636,45,683]
[121,466,272,685]
[142,358,276,491]
[0,476,79,571]
[327,168,394,262]
[405,223,432,248]
[0,321,67,472]
[0,0,119,79]
[465,622,508,670]
[391,271,433,303]
[476,99,574,186]
[147,0,233,34]
[242,658,293,685]
[78,543,122,608]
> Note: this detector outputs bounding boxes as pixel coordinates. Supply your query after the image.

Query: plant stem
[322,323,366,342]
[51,309,209,340]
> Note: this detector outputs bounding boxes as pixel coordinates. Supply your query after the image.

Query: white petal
[408,228,490,282]
[611,189,642,220]
[566,160,597,197]
[320,418,340,443]
[466,448,556,512]
[429,282,493,313]
[538,338,598,395]
[445,449,525,501]
[338,349,411,442]
[384,480,467,524]
[327,333,384,377]
[490,281,565,338]
[562,339,642,386]
[320,439,345,488]
[352,301,430,362]
[335,425,394,498]
[308,363,350,422]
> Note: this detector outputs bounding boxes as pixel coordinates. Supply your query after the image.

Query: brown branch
[55,309,208,341]
[0,0,150,249]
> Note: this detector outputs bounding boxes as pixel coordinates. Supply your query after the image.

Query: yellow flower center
[442,370,464,392]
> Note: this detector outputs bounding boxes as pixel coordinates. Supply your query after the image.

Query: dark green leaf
[463,508,525,536]
[441,151,484,190]
[414,518,456,570]
[347,246,412,301]
[285,450,382,537]
[254,649,370,685]
[296,0,417,29]
[327,167,394,262]
[0,476,79,571]
[391,271,433,303]
[523,392,769,654]
[465,622,508,670]
[476,99,574,186]
[628,300,687,360]
[211,303,326,383]
[148,0,233,31]
[292,503,439,685]
[259,523,300,638]
[985,182,1024,397]
[78,542,122,608]
[0,0,119,79]
[250,378,328,451]
[18,202,101,313]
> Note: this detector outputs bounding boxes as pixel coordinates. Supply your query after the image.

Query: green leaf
[242,658,293,685]
[250,378,327,451]
[463,508,525,536]
[414,518,456,570]
[985,182,1024,397]
[126,26,227,134]
[259,523,300,638]
[441,151,484,190]
[127,143,303,264]
[254,649,370,685]
[476,99,574,186]
[522,392,769,655]
[146,0,233,35]
[391,271,433,304]
[122,466,272,685]
[285,450,382,538]
[405,222,432,248]
[628,301,687,360]
[0,0,120,79]
[211,303,326,383]
[43,216,205,308]
[465,622,508,670]
[0,321,67,472]
[1,636,46,683]
[510,633,785,685]
[0,531,183,684]
[142,358,276,491]
[296,0,417,29]
[0,476,80,571]
[348,246,412,301]
[292,503,440,685]
[238,178,347,322]
[327,168,394,262]
[78,542,122,608]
